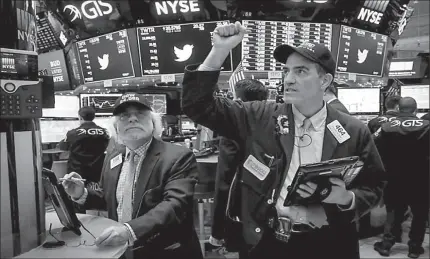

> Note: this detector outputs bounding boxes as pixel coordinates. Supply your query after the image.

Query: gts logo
[77,128,105,135]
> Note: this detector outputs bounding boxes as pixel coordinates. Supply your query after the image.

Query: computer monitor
[42,168,82,236]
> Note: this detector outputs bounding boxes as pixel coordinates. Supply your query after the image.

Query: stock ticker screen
[76,30,135,83]
[136,21,233,75]
[80,93,167,115]
[336,25,387,77]
[241,20,332,72]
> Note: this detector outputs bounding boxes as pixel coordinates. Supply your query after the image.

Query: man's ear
[321,73,333,91]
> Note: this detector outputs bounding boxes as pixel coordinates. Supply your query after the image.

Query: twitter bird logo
[98,54,109,70]
[357,49,369,64]
[174,45,194,62]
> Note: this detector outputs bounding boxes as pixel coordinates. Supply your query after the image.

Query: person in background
[182,22,385,259]
[59,106,109,186]
[368,95,402,134]
[323,82,350,114]
[373,97,429,258]
[209,79,269,253]
[61,93,202,259]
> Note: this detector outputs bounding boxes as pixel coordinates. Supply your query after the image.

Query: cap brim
[113,101,152,115]
[273,44,320,65]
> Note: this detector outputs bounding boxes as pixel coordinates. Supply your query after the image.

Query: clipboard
[284,156,364,206]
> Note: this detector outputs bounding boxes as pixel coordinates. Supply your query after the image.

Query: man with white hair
[62,93,202,259]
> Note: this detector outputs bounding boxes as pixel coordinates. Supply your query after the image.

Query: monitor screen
[143,94,167,114]
[38,49,71,91]
[80,93,121,115]
[401,85,429,109]
[0,49,38,81]
[42,95,80,118]
[336,25,388,77]
[40,119,80,143]
[241,20,332,72]
[136,21,232,75]
[337,87,380,114]
[76,29,135,83]
[80,93,167,115]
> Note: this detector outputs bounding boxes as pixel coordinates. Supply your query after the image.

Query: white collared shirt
[327,97,337,104]
[275,103,329,227]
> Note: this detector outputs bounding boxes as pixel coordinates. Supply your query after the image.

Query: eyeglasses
[118,111,148,121]
[47,223,96,247]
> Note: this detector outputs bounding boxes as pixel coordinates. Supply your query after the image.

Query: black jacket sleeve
[211,137,241,239]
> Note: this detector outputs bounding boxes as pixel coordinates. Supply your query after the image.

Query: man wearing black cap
[373,97,429,258]
[181,22,385,259]
[62,93,202,259]
[59,106,109,184]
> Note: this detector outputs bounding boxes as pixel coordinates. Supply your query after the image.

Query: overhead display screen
[38,49,70,91]
[136,21,232,75]
[336,25,387,77]
[241,20,332,72]
[80,93,167,115]
[76,29,135,83]
[337,87,380,114]
[401,85,429,109]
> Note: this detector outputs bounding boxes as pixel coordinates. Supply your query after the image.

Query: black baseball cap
[113,93,152,115]
[273,42,336,76]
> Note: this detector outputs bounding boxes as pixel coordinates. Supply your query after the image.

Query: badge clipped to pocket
[243,155,270,181]
[327,120,350,144]
[110,154,123,169]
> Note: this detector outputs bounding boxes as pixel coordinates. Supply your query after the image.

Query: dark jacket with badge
[83,138,202,259]
[374,113,429,203]
[59,121,109,182]
[182,65,386,259]
[367,111,399,134]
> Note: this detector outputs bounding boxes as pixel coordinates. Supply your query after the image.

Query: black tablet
[284,156,364,206]
[42,168,82,236]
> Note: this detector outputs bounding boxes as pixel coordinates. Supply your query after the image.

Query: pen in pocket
[264,154,275,167]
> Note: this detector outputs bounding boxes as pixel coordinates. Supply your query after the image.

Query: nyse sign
[154,0,200,15]
[356,8,383,25]
[50,60,64,83]
[63,0,113,22]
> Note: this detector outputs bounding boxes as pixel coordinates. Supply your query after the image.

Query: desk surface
[196,154,218,164]
[15,213,127,258]
[42,148,68,154]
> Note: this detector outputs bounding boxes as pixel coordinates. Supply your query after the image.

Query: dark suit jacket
[182,65,386,259]
[84,138,202,259]
[211,137,242,241]
[328,98,350,114]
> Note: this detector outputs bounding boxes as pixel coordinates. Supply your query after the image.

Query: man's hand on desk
[95,226,130,247]
[297,178,354,206]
